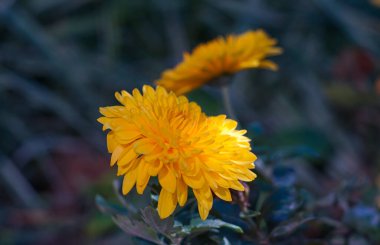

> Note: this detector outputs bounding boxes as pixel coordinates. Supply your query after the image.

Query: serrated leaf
[113,214,163,245]
[141,206,174,235]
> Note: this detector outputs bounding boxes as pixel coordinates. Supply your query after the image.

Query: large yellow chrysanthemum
[156,30,282,95]
[98,85,257,220]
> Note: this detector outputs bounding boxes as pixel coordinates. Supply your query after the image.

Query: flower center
[166,147,179,160]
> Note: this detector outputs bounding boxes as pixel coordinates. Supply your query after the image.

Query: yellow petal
[229,180,245,191]
[157,188,177,219]
[156,86,168,97]
[116,129,141,144]
[177,177,188,206]
[136,161,150,194]
[99,106,124,117]
[132,88,143,102]
[204,159,224,172]
[236,170,257,182]
[236,151,257,162]
[134,138,157,154]
[211,173,230,188]
[211,186,232,202]
[106,132,117,153]
[183,172,204,189]
[193,186,213,210]
[110,145,124,166]
[198,203,210,220]
[122,167,137,195]
[147,160,163,176]
[143,85,156,99]
[193,186,212,220]
[118,148,138,166]
[204,172,218,189]
[179,158,200,176]
[224,119,237,130]
[117,159,136,176]
[258,60,279,71]
[158,166,176,193]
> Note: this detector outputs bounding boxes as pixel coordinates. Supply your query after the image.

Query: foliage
[96,194,243,245]
[94,163,380,244]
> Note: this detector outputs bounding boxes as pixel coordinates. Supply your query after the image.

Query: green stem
[221,83,266,241]
[221,85,237,120]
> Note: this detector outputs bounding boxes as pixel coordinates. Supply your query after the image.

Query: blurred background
[0,0,379,244]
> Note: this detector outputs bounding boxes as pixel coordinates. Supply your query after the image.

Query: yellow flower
[98,85,257,220]
[156,30,282,95]
[370,0,380,7]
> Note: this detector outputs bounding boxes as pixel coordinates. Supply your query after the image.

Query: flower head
[98,85,257,220]
[371,0,380,7]
[156,30,282,94]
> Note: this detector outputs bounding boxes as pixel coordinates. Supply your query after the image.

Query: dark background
[0,0,379,244]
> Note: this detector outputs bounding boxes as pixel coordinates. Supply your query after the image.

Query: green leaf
[85,213,115,238]
[188,218,243,234]
[113,214,163,245]
[140,206,174,236]
[95,195,128,216]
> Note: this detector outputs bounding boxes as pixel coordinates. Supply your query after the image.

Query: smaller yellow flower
[370,0,380,7]
[156,30,282,95]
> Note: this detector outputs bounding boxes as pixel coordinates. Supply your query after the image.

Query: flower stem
[221,85,237,120]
